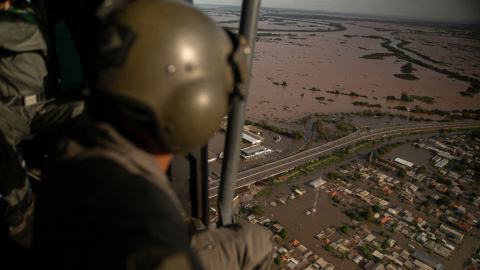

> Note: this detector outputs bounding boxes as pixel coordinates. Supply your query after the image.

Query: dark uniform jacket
[33,119,202,269]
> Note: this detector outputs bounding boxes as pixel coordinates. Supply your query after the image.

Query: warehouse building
[411,250,445,270]
[240,145,272,159]
[242,133,262,145]
[434,159,449,168]
[309,178,327,188]
[439,224,464,241]
[394,158,414,169]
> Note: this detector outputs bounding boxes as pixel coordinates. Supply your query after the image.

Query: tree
[398,169,407,178]
[437,196,451,206]
[274,258,282,265]
[416,166,426,175]
[365,207,375,221]
[326,245,333,252]
[380,230,386,236]
[382,240,391,249]
[401,92,412,102]
[341,254,346,260]
[292,130,305,139]
[252,205,264,216]
[445,190,451,196]
[328,172,340,180]
[459,185,468,191]
[365,252,373,260]
[360,246,368,253]
[372,205,382,213]
[282,81,288,86]
[279,229,289,239]
[423,201,431,207]
[341,225,350,234]
[392,228,397,233]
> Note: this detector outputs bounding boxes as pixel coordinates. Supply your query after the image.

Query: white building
[242,133,261,145]
[240,145,272,159]
[395,157,414,168]
[309,178,327,188]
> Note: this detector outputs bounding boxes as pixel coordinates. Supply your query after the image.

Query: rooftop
[412,250,444,270]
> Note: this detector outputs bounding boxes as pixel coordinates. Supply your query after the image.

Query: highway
[208,121,480,198]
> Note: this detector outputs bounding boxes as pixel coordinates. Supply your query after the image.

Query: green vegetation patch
[400,63,416,74]
[411,95,435,104]
[352,101,382,108]
[394,73,419,80]
[245,120,304,139]
[361,53,395,59]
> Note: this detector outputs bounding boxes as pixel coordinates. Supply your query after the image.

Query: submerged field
[202,5,480,131]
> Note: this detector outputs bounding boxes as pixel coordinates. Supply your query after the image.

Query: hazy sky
[195,0,480,23]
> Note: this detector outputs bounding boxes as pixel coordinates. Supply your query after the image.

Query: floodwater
[204,7,480,175]
[204,8,480,130]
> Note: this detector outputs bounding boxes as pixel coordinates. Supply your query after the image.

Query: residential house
[371,263,385,270]
[387,239,396,247]
[362,260,375,270]
[273,224,284,233]
[297,244,307,252]
[372,250,384,259]
[315,232,325,240]
[314,258,328,269]
[364,234,376,242]
[416,233,428,244]
[464,213,477,222]
[353,255,364,264]
[379,200,389,207]
[457,221,473,232]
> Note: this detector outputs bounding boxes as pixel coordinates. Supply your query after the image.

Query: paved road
[209,121,480,198]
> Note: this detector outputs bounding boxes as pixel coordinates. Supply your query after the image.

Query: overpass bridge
[208,121,480,198]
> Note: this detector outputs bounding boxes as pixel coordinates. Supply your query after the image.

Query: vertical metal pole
[217,0,261,227]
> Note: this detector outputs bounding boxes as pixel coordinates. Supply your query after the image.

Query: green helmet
[94,0,248,152]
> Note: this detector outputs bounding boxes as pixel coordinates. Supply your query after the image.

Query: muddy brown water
[206,7,480,185]
[241,134,474,269]
[204,10,480,133]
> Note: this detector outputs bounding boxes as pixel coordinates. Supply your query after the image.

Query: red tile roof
[466,265,479,270]
[464,213,477,220]
[457,221,473,231]
[413,217,423,223]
